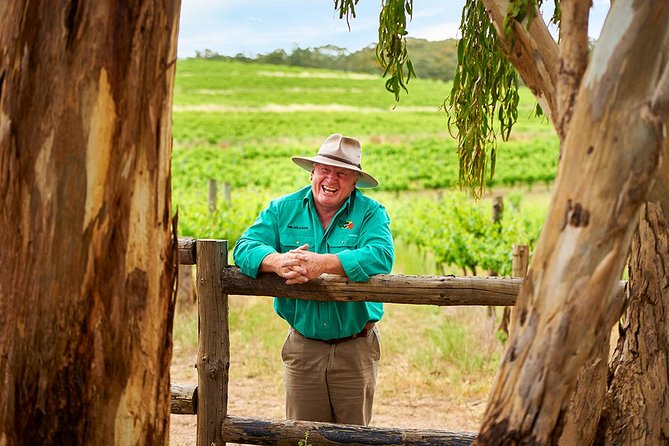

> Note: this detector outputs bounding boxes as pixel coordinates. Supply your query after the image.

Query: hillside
[189,37,459,82]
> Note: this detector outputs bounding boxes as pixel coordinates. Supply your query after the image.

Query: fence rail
[220,266,522,306]
[221,416,477,446]
[172,237,626,445]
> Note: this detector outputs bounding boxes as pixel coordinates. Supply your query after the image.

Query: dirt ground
[169,356,486,446]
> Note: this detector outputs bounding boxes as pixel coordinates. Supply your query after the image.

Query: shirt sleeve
[232,203,280,278]
[336,204,394,282]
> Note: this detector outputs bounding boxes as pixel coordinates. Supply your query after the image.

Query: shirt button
[323,322,327,327]
[340,240,344,244]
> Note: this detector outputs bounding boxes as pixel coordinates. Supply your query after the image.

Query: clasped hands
[268,243,345,285]
[275,244,322,285]
[261,244,344,285]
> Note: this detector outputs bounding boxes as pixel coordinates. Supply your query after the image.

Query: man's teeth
[323,186,338,193]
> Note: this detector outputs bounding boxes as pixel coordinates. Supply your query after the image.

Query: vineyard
[172,59,557,275]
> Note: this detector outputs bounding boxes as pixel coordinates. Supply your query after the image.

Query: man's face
[311,163,359,212]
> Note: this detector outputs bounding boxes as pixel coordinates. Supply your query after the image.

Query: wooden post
[499,245,530,338]
[492,196,504,225]
[512,245,529,277]
[196,240,229,446]
[487,196,504,340]
[208,179,218,213]
[223,183,231,205]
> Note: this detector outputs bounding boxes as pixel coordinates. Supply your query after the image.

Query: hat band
[319,154,361,170]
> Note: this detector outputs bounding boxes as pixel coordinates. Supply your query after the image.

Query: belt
[294,322,375,345]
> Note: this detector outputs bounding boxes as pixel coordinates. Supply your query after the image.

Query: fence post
[492,196,504,224]
[512,245,529,278]
[196,240,229,446]
[487,196,505,338]
[208,179,218,213]
[223,183,231,205]
[499,244,530,338]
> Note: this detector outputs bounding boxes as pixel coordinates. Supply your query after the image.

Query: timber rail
[171,237,626,445]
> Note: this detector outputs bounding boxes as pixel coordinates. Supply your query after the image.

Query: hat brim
[291,155,379,188]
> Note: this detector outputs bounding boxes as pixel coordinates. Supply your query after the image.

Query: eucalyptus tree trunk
[474,2,669,444]
[594,167,669,445]
[0,1,180,444]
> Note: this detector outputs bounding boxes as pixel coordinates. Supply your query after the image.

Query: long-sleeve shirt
[233,186,394,340]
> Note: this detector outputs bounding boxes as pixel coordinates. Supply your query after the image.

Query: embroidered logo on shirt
[339,220,354,229]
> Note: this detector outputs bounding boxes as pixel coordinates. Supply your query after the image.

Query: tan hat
[291,134,379,188]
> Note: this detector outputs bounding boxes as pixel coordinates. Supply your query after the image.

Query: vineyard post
[512,245,529,278]
[208,179,218,213]
[499,244,530,337]
[492,196,504,224]
[487,196,505,336]
[224,183,231,205]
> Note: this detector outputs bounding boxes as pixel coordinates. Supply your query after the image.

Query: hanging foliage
[376,0,416,102]
[334,0,416,102]
[333,0,560,195]
[445,0,520,198]
[333,0,359,30]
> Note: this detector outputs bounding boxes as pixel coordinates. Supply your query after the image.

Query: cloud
[409,22,462,41]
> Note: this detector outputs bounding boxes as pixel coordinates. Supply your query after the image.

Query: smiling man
[233,133,394,425]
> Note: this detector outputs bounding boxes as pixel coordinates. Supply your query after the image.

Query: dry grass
[171,296,505,435]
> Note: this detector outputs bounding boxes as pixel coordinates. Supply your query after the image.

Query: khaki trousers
[281,326,381,425]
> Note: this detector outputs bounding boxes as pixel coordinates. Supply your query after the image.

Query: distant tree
[196,38,458,82]
[257,49,288,65]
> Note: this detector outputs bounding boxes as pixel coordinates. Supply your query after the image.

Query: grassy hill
[189,37,460,82]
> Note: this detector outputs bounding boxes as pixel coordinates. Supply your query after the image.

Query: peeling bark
[595,176,669,445]
[0,1,181,444]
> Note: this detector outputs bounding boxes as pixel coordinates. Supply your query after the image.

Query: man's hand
[260,244,345,285]
[260,244,309,284]
[287,245,344,282]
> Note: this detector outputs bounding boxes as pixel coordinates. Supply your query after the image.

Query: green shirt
[233,186,394,340]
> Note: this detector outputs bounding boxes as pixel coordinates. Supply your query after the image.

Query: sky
[176,1,612,59]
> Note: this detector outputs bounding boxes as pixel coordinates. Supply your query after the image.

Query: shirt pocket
[279,233,314,253]
[327,234,359,253]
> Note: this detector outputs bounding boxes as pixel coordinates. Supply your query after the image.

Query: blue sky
[177,1,611,59]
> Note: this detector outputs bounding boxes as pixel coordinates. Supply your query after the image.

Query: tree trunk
[0,1,180,444]
[595,170,669,445]
[475,2,669,444]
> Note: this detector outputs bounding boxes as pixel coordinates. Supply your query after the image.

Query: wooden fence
[171,237,625,446]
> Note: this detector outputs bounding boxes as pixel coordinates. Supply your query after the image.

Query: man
[233,133,394,425]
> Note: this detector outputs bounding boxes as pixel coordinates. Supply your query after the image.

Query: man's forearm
[315,253,345,276]
[259,252,281,275]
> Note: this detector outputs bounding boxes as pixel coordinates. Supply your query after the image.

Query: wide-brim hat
[291,134,379,188]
